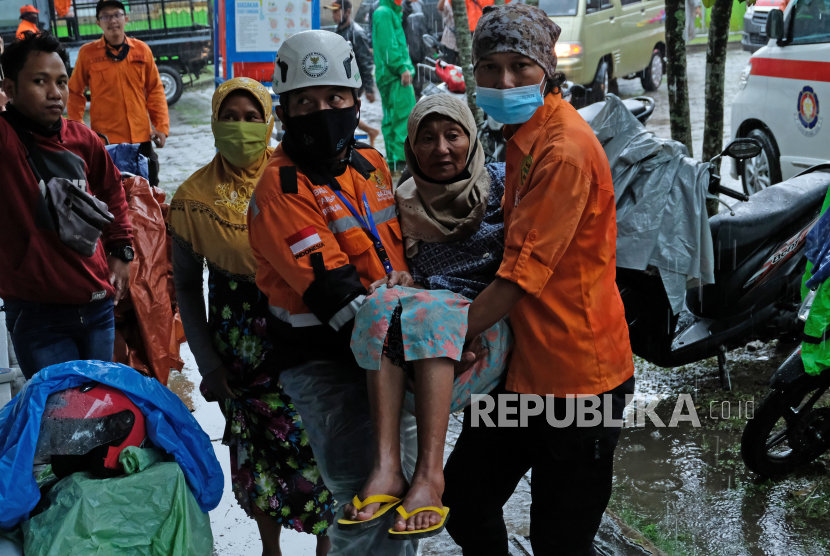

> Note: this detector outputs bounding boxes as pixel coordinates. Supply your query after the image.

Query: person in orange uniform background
[16,6,40,39]
[440,5,635,556]
[67,0,169,186]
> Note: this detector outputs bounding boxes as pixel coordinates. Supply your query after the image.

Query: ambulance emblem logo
[795,86,822,137]
[302,52,329,78]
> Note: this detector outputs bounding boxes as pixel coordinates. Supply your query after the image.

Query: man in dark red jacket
[0,32,133,379]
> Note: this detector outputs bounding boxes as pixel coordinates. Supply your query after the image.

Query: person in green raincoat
[373,0,417,170]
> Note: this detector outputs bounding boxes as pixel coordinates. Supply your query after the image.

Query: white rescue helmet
[273,30,362,95]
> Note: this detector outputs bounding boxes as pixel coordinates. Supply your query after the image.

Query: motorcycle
[741,212,830,477]
[619,160,830,390]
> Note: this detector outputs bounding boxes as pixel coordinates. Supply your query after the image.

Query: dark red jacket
[0,115,133,304]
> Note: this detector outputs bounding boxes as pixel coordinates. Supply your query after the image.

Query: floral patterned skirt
[202,270,334,536]
[350,285,513,413]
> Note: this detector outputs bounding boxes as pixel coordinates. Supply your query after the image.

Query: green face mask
[212,120,270,168]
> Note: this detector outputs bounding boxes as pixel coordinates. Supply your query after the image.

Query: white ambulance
[730,0,830,194]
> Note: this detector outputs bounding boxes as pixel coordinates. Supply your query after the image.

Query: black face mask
[284,106,359,162]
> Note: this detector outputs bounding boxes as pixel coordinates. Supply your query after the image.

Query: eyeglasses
[98,12,125,22]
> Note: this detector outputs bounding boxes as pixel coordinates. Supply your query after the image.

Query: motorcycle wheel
[741,372,830,477]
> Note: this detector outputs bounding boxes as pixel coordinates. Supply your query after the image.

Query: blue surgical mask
[475,76,546,125]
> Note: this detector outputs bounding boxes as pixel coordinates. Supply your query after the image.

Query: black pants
[443,376,635,556]
[137,140,160,186]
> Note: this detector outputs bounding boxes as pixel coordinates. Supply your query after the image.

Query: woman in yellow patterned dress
[168,78,333,556]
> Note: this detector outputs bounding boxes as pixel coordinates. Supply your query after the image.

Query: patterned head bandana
[472,4,562,80]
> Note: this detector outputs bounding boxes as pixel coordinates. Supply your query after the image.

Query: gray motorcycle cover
[590,95,715,314]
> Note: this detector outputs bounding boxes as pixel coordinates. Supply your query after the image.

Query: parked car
[730,0,829,194]
[541,0,666,104]
[742,0,790,52]
[0,0,212,105]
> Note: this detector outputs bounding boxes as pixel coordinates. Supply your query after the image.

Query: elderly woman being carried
[338,94,513,539]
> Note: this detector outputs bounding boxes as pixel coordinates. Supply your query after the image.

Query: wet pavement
[158,47,830,555]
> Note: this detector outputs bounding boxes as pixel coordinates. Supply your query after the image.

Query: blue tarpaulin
[0,361,223,529]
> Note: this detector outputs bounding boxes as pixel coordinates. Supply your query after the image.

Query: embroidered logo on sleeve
[286,226,325,259]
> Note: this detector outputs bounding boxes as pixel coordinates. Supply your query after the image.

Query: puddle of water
[611,341,830,556]
[167,370,197,412]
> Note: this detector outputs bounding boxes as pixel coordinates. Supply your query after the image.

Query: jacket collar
[94,35,135,51]
[502,93,561,156]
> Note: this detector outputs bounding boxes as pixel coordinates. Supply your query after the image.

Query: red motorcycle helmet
[34,382,147,479]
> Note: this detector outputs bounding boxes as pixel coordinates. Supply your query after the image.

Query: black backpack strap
[279,166,299,194]
[1,112,50,184]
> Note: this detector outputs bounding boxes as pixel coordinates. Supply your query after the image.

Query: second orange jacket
[16,19,39,39]
[498,93,635,397]
[67,36,169,145]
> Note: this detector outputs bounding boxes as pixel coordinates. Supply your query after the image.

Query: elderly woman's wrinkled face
[412,115,470,182]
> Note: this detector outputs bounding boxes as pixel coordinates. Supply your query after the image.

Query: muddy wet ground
[157,47,830,555]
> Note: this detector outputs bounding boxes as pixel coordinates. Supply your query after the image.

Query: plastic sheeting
[22,460,213,556]
[801,186,830,375]
[805,203,830,290]
[113,176,185,385]
[105,144,150,181]
[0,361,223,529]
[590,95,715,314]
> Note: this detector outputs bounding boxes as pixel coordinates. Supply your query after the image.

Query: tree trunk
[451,0,483,124]
[702,0,734,216]
[665,0,694,157]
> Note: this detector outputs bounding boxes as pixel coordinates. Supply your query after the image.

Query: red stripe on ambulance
[751,58,830,82]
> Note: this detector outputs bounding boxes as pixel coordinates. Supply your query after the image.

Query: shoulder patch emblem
[369,170,388,189]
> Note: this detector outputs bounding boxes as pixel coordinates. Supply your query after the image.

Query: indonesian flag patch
[286,226,325,259]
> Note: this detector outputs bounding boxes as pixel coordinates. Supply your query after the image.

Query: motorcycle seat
[710,171,830,249]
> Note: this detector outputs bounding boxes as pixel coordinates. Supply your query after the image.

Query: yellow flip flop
[388,505,450,540]
[337,495,403,530]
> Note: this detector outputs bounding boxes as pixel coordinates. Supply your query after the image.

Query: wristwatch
[110,245,135,263]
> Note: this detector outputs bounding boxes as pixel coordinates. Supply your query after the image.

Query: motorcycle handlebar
[713,184,750,202]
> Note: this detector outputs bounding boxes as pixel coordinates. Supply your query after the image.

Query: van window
[585,0,615,13]
[620,0,642,5]
[540,0,580,16]
[790,0,830,44]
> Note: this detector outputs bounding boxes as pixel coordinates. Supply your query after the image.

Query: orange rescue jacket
[67,36,169,145]
[248,142,407,366]
[499,93,635,396]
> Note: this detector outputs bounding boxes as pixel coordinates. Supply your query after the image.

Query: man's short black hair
[0,31,70,83]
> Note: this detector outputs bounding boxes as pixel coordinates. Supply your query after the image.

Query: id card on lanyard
[330,184,394,274]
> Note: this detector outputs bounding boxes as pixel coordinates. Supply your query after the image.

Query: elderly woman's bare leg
[392,357,454,533]
[344,355,409,521]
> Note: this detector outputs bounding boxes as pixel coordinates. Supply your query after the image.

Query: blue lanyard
[331,187,394,274]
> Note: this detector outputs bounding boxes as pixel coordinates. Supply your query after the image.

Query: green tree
[451,0,483,124]
[665,0,694,157]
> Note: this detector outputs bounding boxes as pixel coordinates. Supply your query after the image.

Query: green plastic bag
[22,460,213,556]
[120,445,164,475]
